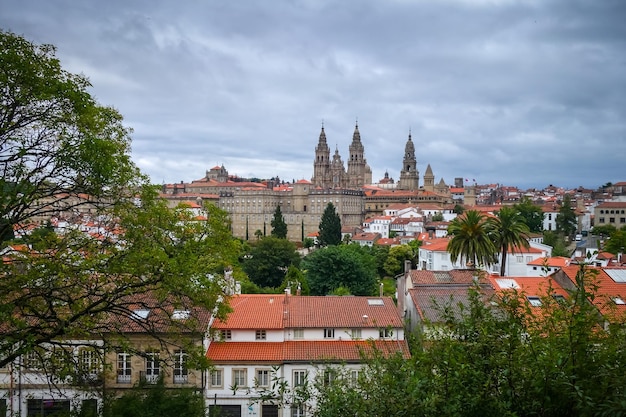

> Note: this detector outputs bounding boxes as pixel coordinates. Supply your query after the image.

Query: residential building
[594,201,626,228]
[206,294,409,417]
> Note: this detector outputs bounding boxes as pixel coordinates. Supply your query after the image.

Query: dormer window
[323,328,335,339]
[255,330,267,340]
[220,330,232,340]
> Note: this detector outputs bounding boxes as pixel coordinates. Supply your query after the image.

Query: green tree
[383,245,415,277]
[242,236,300,288]
[556,194,578,237]
[513,196,544,233]
[0,32,238,371]
[453,204,465,215]
[302,245,377,296]
[543,230,571,257]
[431,212,444,222]
[591,224,617,237]
[603,226,626,256]
[279,265,310,295]
[270,205,288,239]
[447,210,497,269]
[104,377,205,417]
[491,206,530,276]
[318,202,342,246]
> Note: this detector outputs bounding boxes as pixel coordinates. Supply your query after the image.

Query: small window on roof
[367,299,384,306]
[527,296,542,307]
[172,310,190,320]
[131,309,150,320]
[613,297,625,305]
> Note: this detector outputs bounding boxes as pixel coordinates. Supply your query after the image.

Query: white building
[206,294,409,417]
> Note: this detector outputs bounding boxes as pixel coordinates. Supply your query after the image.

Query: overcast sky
[2,0,625,190]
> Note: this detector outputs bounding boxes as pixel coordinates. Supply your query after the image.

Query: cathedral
[311,123,373,189]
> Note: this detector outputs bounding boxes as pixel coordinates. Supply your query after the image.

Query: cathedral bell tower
[398,132,419,190]
[347,122,369,188]
[312,125,331,188]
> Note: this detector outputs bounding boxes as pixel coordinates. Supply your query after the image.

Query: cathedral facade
[311,123,372,189]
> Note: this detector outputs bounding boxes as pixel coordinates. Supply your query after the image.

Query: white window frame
[173,350,188,384]
[210,369,223,388]
[323,328,335,339]
[255,330,267,340]
[293,370,307,387]
[350,329,362,339]
[233,368,248,387]
[117,352,132,383]
[256,368,271,387]
[379,328,393,339]
[293,328,304,339]
[145,351,160,383]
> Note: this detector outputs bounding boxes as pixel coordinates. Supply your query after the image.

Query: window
[613,297,626,305]
[255,330,267,340]
[621,218,626,224]
[210,369,223,388]
[293,328,304,339]
[145,351,160,383]
[379,328,393,339]
[350,328,362,339]
[233,369,247,387]
[80,349,101,380]
[527,296,542,307]
[349,369,359,386]
[23,349,42,370]
[525,256,533,263]
[599,217,605,223]
[256,369,271,387]
[516,256,523,263]
[610,217,615,223]
[291,404,306,417]
[117,352,132,383]
[293,370,307,387]
[323,328,334,339]
[323,369,336,386]
[173,350,188,384]
[220,330,232,340]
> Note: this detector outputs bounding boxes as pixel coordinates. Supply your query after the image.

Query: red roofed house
[206,294,409,416]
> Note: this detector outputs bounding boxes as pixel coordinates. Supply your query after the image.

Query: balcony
[116,374,132,384]
[173,374,188,384]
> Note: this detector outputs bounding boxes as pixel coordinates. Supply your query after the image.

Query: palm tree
[491,206,530,276]
[447,210,497,269]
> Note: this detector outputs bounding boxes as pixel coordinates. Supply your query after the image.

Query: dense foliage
[104,378,205,417]
[0,31,239,373]
[447,210,497,268]
[556,194,578,237]
[513,196,544,233]
[302,244,377,296]
[491,206,530,276]
[297,265,626,416]
[242,236,300,288]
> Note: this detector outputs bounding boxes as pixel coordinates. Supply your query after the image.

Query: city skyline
[1,0,624,190]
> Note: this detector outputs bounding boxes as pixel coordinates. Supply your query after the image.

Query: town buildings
[160,124,454,241]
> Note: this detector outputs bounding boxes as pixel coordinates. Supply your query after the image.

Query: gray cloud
[1,0,624,190]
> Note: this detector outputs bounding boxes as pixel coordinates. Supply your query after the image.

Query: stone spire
[398,132,419,191]
[347,122,367,188]
[423,163,435,192]
[312,124,331,188]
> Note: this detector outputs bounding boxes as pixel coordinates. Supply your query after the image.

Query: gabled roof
[527,256,572,267]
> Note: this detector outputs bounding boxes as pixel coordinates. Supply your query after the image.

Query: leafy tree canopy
[242,236,300,288]
[513,196,544,233]
[0,31,239,372]
[447,210,497,268]
[556,194,578,237]
[302,244,377,296]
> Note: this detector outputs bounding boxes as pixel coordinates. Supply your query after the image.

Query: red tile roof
[207,340,410,363]
[211,295,286,329]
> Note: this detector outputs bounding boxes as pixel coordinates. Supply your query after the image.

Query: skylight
[367,299,384,306]
[495,279,520,289]
[527,296,542,307]
[172,310,190,320]
[613,297,626,305]
[131,309,150,320]
[606,269,626,283]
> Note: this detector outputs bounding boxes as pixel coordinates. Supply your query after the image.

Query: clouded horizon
[2,0,625,190]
